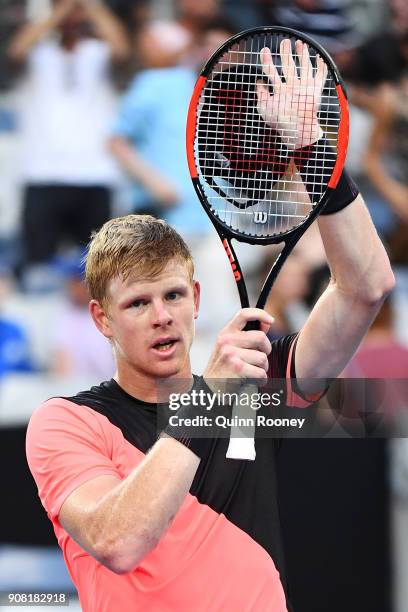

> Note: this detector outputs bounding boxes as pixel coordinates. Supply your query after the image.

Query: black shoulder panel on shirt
[62,379,158,454]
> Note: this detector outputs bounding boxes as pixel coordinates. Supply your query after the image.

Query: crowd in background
[0,0,407,381]
[0,0,407,609]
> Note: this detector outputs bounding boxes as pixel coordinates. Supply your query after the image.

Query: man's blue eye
[167,292,179,300]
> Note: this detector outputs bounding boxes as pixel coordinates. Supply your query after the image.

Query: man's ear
[89,300,113,338]
[193,281,200,319]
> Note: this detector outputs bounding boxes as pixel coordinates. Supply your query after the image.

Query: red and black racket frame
[186,26,349,321]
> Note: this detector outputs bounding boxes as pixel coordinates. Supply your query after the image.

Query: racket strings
[195,32,340,238]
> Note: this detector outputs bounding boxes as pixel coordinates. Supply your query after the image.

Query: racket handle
[226,436,256,461]
[226,382,257,461]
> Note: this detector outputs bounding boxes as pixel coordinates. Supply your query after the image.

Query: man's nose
[151,300,173,327]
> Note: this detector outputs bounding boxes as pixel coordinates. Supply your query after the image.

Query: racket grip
[244,320,260,332]
[226,382,257,461]
[226,437,256,461]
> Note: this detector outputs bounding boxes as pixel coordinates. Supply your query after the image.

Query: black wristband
[320,168,360,215]
[294,137,359,213]
[162,376,215,461]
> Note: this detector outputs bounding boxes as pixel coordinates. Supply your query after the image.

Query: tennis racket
[186,26,349,460]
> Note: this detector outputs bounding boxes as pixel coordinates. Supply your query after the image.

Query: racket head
[186,26,349,245]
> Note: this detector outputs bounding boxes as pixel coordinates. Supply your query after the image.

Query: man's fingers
[256,80,270,116]
[242,330,272,355]
[315,54,328,92]
[226,308,274,333]
[259,46,281,87]
[235,348,269,372]
[239,363,269,381]
[256,80,269,104]
[296,39,313,82]
[220,330,272,354]
[280,38,298,84]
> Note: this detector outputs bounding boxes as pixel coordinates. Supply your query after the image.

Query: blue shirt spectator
[0,319,33,378]
[111,64,210,235]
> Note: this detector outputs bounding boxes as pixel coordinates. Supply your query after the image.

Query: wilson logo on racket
[222,239,241,281]
[253,211,268,224]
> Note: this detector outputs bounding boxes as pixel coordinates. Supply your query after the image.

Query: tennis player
[26,51,394,612]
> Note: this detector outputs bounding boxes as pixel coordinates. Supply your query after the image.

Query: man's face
[93,260,200,386]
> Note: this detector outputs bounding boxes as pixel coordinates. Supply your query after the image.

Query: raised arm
[79,0,129,61]
[295,194,395,384]
[8,0,129,63]
[255,38,395,385]
[8,0,76,62]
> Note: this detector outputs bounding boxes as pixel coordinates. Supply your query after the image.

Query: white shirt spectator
[18,39,119,185]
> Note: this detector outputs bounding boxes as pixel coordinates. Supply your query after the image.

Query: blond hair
[86,215,194,308]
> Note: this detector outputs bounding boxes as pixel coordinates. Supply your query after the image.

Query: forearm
[110,136,159,192]
[109,136,179,206]
[82,1,129,60]
[297,278,384,379]
[8,4,70,61]
[318,194,394,300]
[82,437,199,573]
[296,195,395,381]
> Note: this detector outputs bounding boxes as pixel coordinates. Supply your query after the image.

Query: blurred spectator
[191,16,236,71]
[222,0,269,32]
[50,253,115,378]
[391,0,408,35]
[338,0,407,85]
[361,74,408,238]
[176,0,220,38]
[274,0,361,55]
[343,29,407,86]
[109,20,208,234]
[344,298,408,378]
[338,299,408,438]
[8,0,129,275]
[0,270,34,378]
[345,34,407,265]
[175,0,239,72]
[107,0,150,33]
[344,14,408,353]
[0,318,33,378]
[0,1,26,91]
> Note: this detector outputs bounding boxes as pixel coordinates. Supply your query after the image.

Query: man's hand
[256,39,326,149]
[203,308,274,382]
